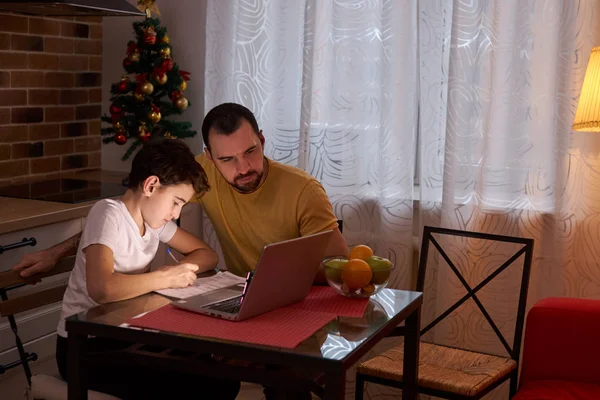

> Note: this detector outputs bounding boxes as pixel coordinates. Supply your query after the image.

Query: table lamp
[574,47,600,131]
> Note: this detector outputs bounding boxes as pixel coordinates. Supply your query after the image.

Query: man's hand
[12,249,59,278]
[159,263,199,289]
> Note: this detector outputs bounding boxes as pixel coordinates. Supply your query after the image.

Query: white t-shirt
[57,199,177,337]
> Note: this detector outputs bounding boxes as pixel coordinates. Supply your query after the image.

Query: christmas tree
[101,12,194,160]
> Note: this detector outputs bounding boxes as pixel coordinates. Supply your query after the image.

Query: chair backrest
[519,297,600,387]
[416,226,534,361]
[0,255,75,385]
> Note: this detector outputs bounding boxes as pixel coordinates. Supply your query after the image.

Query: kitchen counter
[0,170,128,235]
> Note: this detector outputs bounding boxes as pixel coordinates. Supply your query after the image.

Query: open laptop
[172,230,334,321]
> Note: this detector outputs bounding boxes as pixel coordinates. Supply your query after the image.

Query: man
[13,102,348,400]
[13,102,348,279]
[196,102,348,278]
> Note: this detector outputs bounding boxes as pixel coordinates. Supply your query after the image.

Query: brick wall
[0,12,102,186]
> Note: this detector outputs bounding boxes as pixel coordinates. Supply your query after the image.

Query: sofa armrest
[519,297,600,387]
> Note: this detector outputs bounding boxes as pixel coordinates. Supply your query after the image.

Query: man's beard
[232,171,263,193]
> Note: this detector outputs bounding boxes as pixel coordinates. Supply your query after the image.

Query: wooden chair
[0,256,75,384]
[356,226,534,399]
[0,256,120,400]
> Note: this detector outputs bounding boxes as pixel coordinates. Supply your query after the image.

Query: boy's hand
[12,250,58,278]
[160,263,199,288]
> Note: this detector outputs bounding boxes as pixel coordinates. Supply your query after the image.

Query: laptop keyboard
[206,296,242,314]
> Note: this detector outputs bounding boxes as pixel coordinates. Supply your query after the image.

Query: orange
[361,284,375,295]
[341,259,373,290]
[349,245,374,261]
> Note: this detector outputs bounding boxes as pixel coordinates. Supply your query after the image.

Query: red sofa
[513,297,600,400]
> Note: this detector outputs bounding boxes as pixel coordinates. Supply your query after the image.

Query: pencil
[167,248,179,264]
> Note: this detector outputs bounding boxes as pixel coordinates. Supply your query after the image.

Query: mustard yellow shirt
[195,153,338,277]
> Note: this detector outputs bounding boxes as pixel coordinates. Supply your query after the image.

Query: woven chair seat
[357,342,517,397]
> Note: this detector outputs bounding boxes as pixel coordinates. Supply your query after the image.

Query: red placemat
[288,286,369,317]
[126,305,335,349]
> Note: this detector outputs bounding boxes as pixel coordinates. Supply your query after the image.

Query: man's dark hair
[201,103,260,149]
[127,139,209,196]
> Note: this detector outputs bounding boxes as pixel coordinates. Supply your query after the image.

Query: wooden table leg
[402,307,421,400]
[324,369,345,400]
[68,332,87,400]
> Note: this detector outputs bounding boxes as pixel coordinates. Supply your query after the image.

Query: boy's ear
[142,175,160,196]
[258,130,265,147]
[205,148,213,162]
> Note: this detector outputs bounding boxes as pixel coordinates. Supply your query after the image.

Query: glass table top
[71,288,422,362]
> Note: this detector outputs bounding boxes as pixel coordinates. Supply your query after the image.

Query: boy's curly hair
[127,139,209,198]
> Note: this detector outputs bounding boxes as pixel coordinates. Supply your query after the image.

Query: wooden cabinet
[0,218,83,370]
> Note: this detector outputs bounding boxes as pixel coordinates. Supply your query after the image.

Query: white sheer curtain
[419,0,599,210]
[204,0,419,291]
[204,0,600,398]
[418,1,600,399]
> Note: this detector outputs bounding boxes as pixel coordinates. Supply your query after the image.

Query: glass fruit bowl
[322,256,394,298]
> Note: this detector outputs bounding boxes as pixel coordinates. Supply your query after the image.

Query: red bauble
[117,80,129,92]
[161,58,173,72]
[138,130,151,142]
[114,132,127,145]
[169,90,182,101]
[122,58,131,68]
[109,104,123,115]
[144,35,156,45]
[144,27,157,45]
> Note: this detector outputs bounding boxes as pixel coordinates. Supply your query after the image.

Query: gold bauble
[140,81,154,95]
[154,73,167,85]
[180,80,187,91]
[148,111,161,123]
[134,92,145,102]
[159,47,171,58]
[161,34,170,44]
[175,96,188,110]
[164,131,175,139]
[128,51,140,62]
[114,122,124,132]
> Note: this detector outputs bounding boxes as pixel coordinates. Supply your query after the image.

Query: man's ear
[205,147,213,162]
[142,175,160,196]
[258,130,265,147]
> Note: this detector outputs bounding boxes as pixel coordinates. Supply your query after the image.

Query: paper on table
[155,271,246,299]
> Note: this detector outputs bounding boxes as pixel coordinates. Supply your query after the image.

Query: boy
[55,139,240,399]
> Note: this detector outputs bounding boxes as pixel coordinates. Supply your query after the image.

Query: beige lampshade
[574,47,600,131]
